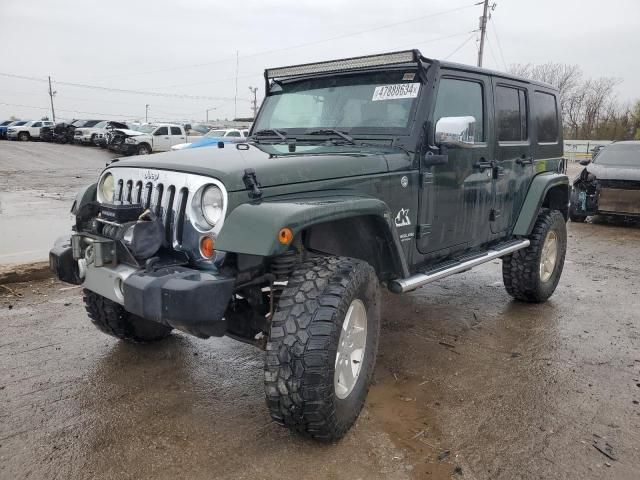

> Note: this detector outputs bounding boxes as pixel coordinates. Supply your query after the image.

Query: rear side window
[433,78,484,142]
[226,131,241,137]
[534,91,558,143]
[170,127,182,135]
[496,85,527,142]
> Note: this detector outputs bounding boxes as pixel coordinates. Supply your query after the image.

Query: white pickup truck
[7,120,55,141]
[109,123,194,155]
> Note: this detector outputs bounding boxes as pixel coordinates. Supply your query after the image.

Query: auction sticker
[372,83,420,101]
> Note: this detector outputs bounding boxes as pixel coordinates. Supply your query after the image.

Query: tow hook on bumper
[49,236,235,338]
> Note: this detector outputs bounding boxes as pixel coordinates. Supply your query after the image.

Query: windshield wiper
[252,129,287,142]
[306,129,355,145]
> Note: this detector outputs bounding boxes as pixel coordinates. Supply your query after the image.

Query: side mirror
[579,159,591,166]
[435,116,477,148]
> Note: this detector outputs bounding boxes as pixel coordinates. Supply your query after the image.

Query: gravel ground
[1,143,639,479]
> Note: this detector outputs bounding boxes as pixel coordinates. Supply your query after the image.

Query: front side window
[433,77,484,142]
[534,91,558,143]
[496,85,528,142]
[154,126,168,136]
[253,71,421,134]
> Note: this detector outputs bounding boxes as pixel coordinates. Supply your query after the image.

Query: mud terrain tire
[502,209,567,303]
[265,256,380,441]
[83,289,172,342]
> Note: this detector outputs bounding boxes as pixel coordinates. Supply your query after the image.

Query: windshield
[1,120,13,126]
[82,120,102,128]
[136,124,157,134]
[94,121,108,128]
[594,143,640,167]
[253,71,421,135]
[205,129,228,138]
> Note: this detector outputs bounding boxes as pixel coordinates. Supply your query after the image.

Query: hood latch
[242,168,263,202]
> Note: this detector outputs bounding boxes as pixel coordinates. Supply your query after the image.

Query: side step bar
[389,239,530,294]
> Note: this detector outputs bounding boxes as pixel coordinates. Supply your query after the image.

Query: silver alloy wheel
[334,299,367,400]
[539,230,558,282]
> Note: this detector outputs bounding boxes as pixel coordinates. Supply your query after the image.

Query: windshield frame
[252,68,423,138]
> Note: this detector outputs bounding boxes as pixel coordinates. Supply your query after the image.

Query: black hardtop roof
[265,49,558,93]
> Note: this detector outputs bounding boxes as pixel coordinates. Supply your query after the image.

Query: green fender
[216,194,406,268]
[512,172,569,236]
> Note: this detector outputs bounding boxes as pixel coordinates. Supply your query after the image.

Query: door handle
[164,137,169,139]
[473,158,494,171]
[516,155,533,166]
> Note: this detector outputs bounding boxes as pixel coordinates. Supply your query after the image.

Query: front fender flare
[512,172,569,236]
[216,194,409,276]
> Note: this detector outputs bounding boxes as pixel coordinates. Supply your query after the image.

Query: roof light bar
[266,50,419,80]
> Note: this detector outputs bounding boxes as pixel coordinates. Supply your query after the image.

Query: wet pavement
[0,142,112,265]
[1,219,639,479]
[1,144,639,479]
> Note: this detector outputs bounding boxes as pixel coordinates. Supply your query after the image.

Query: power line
[0,72,250,102]
[489,15,508,70]
[0,102,195,122]
[95,2,478,80]
[484,36,501,70]
[444,32,478,60]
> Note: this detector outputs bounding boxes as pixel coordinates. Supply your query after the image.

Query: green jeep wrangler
[50,50,569,441]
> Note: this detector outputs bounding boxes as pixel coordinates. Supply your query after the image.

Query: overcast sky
[0,0,638,123]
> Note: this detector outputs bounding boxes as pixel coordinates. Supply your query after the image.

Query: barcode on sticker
[372,83,420,101]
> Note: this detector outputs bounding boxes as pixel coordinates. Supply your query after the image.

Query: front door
[417,72,494,257]
[490,81,533,234]
[152,126,171,151]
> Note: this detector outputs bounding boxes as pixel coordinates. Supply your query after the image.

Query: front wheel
[83,289,172,343]
[264,256,380,441]
[18,132,30,141]
[502,209,567,303]
[137,144,151,155]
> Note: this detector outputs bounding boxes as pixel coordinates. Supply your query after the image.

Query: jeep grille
[97,168,228,254]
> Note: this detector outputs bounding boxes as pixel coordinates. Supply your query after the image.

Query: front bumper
[7,131,18,139]
[50,236,235,338]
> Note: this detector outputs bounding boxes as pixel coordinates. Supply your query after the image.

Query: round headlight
[201,185,224,226]
[100,173,114,202]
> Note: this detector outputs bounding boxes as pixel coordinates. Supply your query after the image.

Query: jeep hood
[108,143,399,191]
[587,163,640,182]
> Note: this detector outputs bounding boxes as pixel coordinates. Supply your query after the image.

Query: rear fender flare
[512,172,569,236]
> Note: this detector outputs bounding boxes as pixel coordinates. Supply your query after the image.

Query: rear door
[169,126,186,146]
[490,80,533,234]
[417,71,494,256]
[152,126,171,151]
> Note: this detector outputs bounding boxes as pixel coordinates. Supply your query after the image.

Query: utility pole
[477,1,497,67]
[234,50,239,119]
[145,104,149,123]
[248,86,258,119]
[48,76,56,122]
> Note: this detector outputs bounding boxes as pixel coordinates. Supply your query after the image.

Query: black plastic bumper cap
[123,267,235,338]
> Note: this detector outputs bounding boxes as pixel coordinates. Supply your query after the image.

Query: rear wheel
[264,256,380,441]
[83,289,172,343]
[502,209,567,303]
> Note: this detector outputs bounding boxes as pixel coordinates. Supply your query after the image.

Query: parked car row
[1,117,252,155]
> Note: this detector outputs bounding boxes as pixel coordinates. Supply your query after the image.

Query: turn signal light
[200,236,215,258]
[278,227,294,245]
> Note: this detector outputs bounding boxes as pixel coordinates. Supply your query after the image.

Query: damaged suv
[50,50,569,441]
[569,141,640,221]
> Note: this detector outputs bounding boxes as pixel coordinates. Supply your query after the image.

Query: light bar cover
[266,50,418,79]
